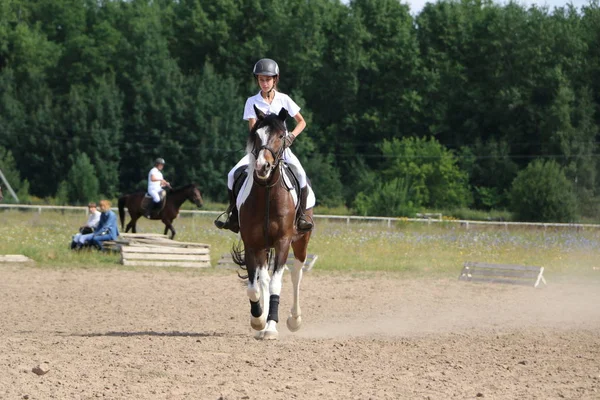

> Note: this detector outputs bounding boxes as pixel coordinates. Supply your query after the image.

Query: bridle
[251,123,287,187]
[249,121,290,247]
[192,188,203,207]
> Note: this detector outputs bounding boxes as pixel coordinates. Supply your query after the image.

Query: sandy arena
[1,266,599,399]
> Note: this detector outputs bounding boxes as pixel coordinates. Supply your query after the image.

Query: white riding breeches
[228,154,251,190]
[148,189,163,203]
[283,149,307,188]
[227,149,307,190]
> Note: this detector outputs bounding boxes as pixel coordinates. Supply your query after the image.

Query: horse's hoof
[251,316,266,331]
[254,330,265,340]
[286,315,302,332]
[263,330,279,340]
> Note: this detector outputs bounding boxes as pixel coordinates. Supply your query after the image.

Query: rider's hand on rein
[283,133,296,148]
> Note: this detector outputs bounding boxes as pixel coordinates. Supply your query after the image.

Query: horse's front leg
[247,251,269,334]
[261,244,291,340]
[126,215,138,234]
[254,263,274,340]
[162,219,175,239]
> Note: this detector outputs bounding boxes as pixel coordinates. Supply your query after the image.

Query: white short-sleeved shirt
[243,91,300,122]
[148,167,163,193]
[86,210,101,228]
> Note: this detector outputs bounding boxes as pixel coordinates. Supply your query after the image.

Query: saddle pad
[236,175,315,211]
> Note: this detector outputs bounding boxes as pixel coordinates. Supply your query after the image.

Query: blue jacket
[92,210,119,240]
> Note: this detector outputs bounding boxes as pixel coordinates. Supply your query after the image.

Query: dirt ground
[0,265,599,400]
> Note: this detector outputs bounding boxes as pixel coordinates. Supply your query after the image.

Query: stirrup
[214,211,230,229]
[297,216,313,233]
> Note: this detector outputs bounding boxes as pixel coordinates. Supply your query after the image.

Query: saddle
[141,190,167,216]
[232,163,301,210]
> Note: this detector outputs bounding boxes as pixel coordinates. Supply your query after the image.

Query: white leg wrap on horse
[269,268,284,297]
[253,266,270,332]
[248,273,265,331]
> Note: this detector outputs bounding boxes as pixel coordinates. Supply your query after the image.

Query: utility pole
[0,168,19,202]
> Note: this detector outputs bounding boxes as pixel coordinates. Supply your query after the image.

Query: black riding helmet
[253,58,279,77]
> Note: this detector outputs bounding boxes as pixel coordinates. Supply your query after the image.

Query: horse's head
[248,106,289,183]
[188,184,204,208]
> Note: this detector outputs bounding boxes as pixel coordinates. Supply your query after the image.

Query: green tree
[0,145,29,202]
[351,0,422,150]
[379,137,472,209]
[179,63,244,201]
[509,159,577,222]
[469,139,519,209]
[66,152,99,205]
[354,177,416,217]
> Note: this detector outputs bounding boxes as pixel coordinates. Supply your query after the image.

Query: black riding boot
[145,201,160,218]
[296,186,313,233]
[214,189,240,233]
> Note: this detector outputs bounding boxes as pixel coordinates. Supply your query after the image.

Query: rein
[252,158,286,249]
[248,120,288,249]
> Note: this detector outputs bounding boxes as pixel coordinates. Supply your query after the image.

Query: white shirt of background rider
[148,167,164,202]
[243,90,300,122]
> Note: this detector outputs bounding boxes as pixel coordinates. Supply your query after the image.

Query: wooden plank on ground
[122,260,211,268]
[146,240,210,248]
[122,253,210,261]
[121,246,209,255]
[124,240,209,248]
[119,233,169,238]
[0,254,34,263]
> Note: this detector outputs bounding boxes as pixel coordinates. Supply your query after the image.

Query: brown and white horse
[231,106,313,340]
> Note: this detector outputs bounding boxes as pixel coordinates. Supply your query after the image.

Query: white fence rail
[1,203,599,230]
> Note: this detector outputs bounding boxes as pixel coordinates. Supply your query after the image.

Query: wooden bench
[459,261,547,288]
[217,253,318,272]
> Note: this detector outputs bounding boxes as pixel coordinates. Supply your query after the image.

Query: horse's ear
[278,107,288,121]
[254,105,265,120]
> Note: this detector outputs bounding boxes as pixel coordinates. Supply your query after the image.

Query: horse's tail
[118,195,127,230]
[231,240,247,280]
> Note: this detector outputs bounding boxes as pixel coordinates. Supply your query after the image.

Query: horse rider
[145,158,170,218]
[214,58,313,234]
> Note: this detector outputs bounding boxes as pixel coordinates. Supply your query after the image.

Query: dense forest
[1,0,599,222]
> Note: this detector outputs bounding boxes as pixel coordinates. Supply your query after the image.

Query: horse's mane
[170,183,197,193]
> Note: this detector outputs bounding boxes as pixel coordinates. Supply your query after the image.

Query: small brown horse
[118,183,203,239]
[231,106,313,340]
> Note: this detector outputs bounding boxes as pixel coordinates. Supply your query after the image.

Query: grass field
[0,209,599,280]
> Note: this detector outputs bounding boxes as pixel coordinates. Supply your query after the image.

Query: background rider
[146,158,170,218]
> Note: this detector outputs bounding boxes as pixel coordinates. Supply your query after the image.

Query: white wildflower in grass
[0,209,599,278]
